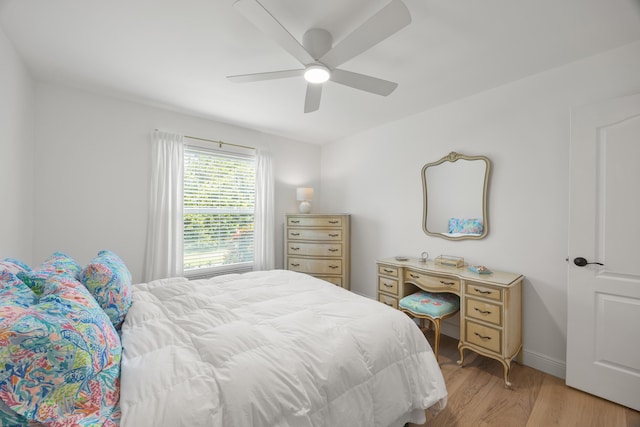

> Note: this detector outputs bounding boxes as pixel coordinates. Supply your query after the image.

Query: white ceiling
[1,0,639,144]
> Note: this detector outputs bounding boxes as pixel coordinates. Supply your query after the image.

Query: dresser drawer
[404,270,460,292]
[288,258,342,275]
[378,264,399,277]
[378,276,399,296]
[466,282,503,302]
[466,297,502,326]
[285,214,350,290]
[319,276,342,287]
[466,320,501,353]
[287,229,343,241]
[287,216,343,227]
[287,242,342,257]
[378,293,398,309]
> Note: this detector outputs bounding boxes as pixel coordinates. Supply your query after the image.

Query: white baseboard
[440,322,460,340]
[520,349,566,379]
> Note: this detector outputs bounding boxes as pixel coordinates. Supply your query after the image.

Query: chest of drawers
[285,214,350,289]
[377,257,522,387]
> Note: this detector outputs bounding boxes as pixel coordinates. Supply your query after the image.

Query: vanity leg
[457,345,466,367]
[501,359,513,388]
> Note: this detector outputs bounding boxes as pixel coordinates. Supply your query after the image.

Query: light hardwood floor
[411,333,640,427]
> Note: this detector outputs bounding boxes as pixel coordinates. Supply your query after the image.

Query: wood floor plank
[409,333,639,427]
[625,407,640,427]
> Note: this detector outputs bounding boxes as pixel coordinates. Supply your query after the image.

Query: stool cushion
[399,291,460,318]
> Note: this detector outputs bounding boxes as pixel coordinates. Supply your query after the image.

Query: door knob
[573,257,604,267]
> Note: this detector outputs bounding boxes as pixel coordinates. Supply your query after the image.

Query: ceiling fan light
[304,65,330,83]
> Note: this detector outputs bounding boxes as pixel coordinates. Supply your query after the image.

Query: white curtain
[143,131,184,282]
[254,149,275,271]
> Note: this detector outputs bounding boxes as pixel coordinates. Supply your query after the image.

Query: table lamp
[296,187,314,213]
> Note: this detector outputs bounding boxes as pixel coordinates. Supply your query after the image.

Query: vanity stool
[399,290,460,362]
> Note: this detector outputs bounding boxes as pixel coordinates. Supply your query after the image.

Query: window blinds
[183,146,256,275]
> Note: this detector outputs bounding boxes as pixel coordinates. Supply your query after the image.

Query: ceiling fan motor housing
[303,28,333,59]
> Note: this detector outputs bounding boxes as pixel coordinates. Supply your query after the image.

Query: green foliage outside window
[183,148,255,271]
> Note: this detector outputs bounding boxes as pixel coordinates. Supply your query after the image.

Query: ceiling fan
[228,0,412,113]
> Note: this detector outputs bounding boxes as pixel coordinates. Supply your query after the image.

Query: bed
[1,253,447,427]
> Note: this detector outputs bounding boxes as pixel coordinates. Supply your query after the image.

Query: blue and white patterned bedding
[0,252,131,427]
[2,257,447,426]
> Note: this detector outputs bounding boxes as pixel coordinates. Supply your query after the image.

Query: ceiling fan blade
[227,69,304,83]
[234,0,314,66]
[330,69,398,96]
[304,84,322,113]
[320,0,411,68]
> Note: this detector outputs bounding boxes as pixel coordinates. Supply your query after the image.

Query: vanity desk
[377,257,523,387]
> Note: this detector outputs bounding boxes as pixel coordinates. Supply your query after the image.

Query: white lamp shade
[296,187,314,201]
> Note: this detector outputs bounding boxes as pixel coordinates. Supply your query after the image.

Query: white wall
[33,83,321,283]
[320,41,640,378]
[0,25,34,263]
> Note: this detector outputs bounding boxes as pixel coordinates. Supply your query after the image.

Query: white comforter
[119,270,447,427]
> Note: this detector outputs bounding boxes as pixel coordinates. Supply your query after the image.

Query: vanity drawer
[466,297,502,326]
[466,282,503,302]
[378,293,398,309]
[287,242,342,257]
[287,229,343,241]
[466,320,501,353]
[378,264,399,278]
[287,216,343,227]
[404,270,460,292]
[288,258,342,275]
[378,277,399,296]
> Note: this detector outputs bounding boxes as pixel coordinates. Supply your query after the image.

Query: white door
[567,93,640,411]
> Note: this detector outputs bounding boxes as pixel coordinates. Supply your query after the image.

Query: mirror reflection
[422,152,491,240]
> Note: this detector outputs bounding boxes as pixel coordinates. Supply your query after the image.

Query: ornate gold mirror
[422,152,491,240]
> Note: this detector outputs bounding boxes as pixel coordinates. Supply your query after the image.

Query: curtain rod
[184,134,255,151]
[155,129,255,151]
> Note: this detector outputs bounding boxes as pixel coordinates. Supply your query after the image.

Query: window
[183,145,256,277]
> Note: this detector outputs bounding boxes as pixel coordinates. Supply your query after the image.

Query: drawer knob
[329,265,339,269]
[384,268,394,273]
[291,232,300,236]
[328,233,339,237]
[440,280,455,286]
[291,220,300,224]
[290,247,300,251]
[474,288,492,295]
[328,220,339,224]
[328,248,339,252]
[474,307,492,315]
[474,332,492,341]
[410,273,420,279]
[291,263,300,267]
[383,283,393,288]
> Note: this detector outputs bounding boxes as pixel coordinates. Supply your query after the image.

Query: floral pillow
[448,218,461,234]
[0,399,43,427]
[80,250,132,329]
[0,270,37,311]
[448,217,483,234]
[0,258,31,275]
[0,273,121,426]
[16,252,82,296]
